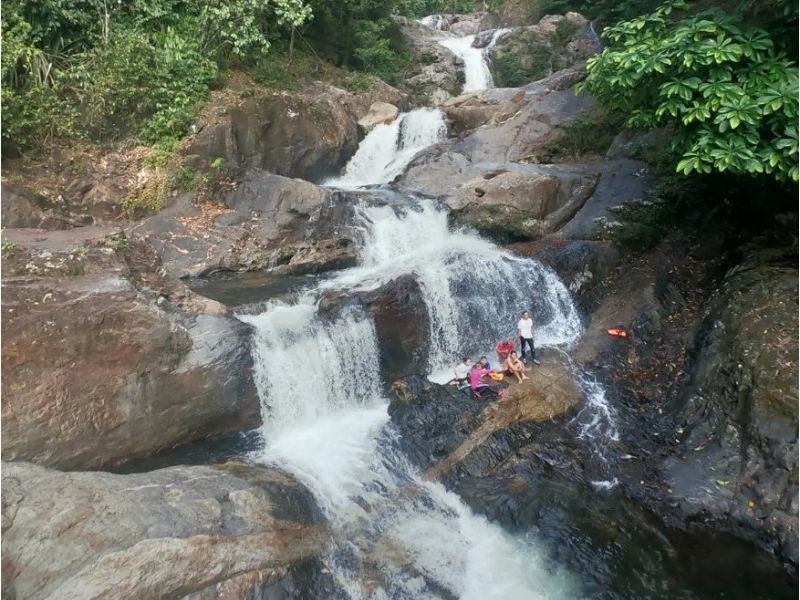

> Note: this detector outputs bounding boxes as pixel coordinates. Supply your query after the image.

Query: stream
[160,20,799,600]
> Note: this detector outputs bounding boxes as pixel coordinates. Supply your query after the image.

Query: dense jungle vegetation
[2,0,797,185]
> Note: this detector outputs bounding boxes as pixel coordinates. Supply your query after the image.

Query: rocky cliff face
[1,227,260,470]
[666,255,798,563]
[394,17,464,105]
[489,13,598,87]
[130,170,363,278]
[1,461,328,600]
[184,80,407,182]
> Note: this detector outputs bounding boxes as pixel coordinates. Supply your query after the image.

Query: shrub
[580,0,799,182]
[493,43,553,87]
[543,110,626,159]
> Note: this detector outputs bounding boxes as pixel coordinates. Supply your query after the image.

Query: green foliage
[493,43,552,87]
[303,1,411,83]
[345,72,380,92]
[543,110,626,159]
[1,233,20,254]
[1,0,313,153]
[352,19,411,82]
[173,165,198,191]
[106,233,130,252]
[606,200,678,251]
[71,244,89,258]
[580,0,799,182]
[398,0,474,17]
[553,17,580,45]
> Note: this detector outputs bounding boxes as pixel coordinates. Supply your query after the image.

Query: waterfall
[237,196,583,598]
[325,108,447,188]
[329,201,583,374]
[238,299,382,434]
[439,29,510,92]
[419,14,449,30]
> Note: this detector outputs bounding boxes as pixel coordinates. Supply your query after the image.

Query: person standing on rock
[517,310,540,365]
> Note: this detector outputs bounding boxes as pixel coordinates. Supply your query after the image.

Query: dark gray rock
[131,171,362,278]
[666,258,799,564]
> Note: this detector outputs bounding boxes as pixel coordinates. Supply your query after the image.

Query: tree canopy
[580,0,799,182]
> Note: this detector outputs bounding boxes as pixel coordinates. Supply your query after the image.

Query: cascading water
[330,202,582,374]
[238,198,585,598]
[439,29,510,92]
[325,108,447,188]
[419,14,449,30]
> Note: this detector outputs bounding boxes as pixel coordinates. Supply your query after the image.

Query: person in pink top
[469,362,501,398]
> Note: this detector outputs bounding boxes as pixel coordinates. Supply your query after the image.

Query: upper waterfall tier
[325,108,447,188]
[439,29,510,92]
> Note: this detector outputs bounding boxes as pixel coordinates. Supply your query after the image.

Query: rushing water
[224,21,798,599]
[332,202,582,374]
[325,108,447,188]
[438,30,510,92]
[237,195,586,598]
[419,14,449,30]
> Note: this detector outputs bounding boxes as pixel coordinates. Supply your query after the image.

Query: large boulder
[447,12,489,36]
[363,275,431,382]
[185,80,406,182]
[319,275,431,383]
[388,361,581,476]
[440,88,525,137]
[1,461,329,600]
[447,167,598,242]
[395,17,464,105]
[1,228,259,470]
[358,102,400,132]
[489,13,596,87]
[666,257,799,563]
[131,170,363,278]
[455,67,596,164]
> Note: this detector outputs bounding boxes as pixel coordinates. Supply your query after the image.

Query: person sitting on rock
[478,355,492,371]
[449,357,471,386]
[503,350,528,384]
[496,339,514,363]
[469,362,499,399]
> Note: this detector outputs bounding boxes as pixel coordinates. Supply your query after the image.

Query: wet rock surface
[395,17,464,105]
[185,81,406,182]
[319,275,431,384]
[1,229,259,470]
[1,461,329,600]
[131,171,362,278]
[663,255,798,563]
[388,360,581,480]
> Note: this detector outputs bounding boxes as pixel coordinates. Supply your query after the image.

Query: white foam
[439,29,511,92]
[326,109,446,188]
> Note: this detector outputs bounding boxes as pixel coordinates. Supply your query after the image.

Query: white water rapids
[326,108,447,188]
[235,27,607,597]
[438,29,510,92]
[238,197,585,598]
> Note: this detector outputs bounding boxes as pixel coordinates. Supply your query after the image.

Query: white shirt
[518,318,534,339]
[454,363,470,379]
